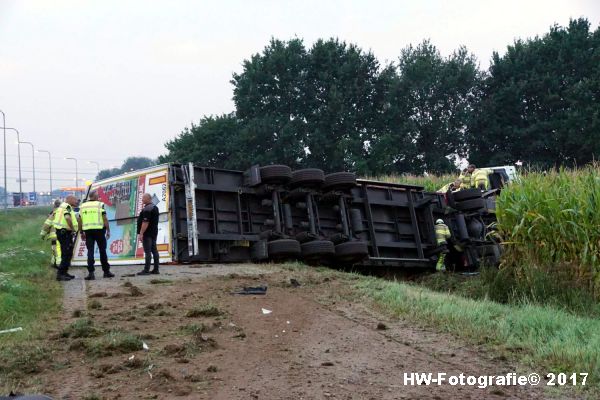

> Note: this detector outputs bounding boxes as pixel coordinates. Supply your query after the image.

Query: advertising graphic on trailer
[72,165,173,266]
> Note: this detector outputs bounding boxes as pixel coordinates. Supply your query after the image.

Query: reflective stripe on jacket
[435,224,451,245]
[40,212,57,240]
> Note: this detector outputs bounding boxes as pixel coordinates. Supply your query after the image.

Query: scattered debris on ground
[1,264,545,399]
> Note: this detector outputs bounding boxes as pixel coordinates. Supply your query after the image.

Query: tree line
[96,157,157,180]
[160,18,600,175]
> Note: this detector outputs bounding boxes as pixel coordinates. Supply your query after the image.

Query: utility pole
[5,128,22,205]
[0,110,6,210]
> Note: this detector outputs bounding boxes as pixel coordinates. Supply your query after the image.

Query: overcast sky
[1,0,599,192]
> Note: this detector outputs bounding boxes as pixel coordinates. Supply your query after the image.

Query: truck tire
[453,189,481,201]
[301,240,335,258]
[260,165,292,184]
[455,198,485,211]
[290,169,325,188]
[251,240,269,261]
[268,239,301,259]
[323,172,356,190]
[335,241,369,261]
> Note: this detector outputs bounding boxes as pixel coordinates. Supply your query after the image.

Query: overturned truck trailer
[74,163,501,270]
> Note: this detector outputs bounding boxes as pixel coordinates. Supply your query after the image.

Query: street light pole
[37,150,52,196]
[19,141,35,196]
[0,110,5,210]
[65,157,78,197]
[5,128,22,203]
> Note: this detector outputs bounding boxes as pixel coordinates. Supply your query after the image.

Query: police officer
[40,199,62,268]
[53,195,79,281]
[434,219,451,272]
[78,190,114,280]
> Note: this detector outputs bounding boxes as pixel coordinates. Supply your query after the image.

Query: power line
[4,167,99,173]
[5,177,94,182]
[2,154,127,162]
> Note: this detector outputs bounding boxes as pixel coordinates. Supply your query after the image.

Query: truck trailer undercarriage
[166,163,501,271]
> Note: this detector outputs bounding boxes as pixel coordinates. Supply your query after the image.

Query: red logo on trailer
[110,240,124,255]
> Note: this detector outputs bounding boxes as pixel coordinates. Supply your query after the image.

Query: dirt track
[19,264,544,399]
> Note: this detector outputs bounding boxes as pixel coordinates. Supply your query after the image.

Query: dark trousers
[56,229,74,275]
[85,229,110,273]
[143,235,160,271]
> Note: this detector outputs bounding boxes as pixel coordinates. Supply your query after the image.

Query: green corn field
[367,173,457,192]
[496,165,600,297]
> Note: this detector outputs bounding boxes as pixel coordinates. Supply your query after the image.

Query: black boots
[56,273,73,281]
[103,271,115,278]
[137,268,158,275]
[84,272,95,280]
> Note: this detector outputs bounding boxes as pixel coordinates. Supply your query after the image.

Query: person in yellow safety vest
[435,219,452,272]
[472,168,491,190]
[77,190,114,280]
[437,179,462,193]
[40,199,62,268]
[53,195,80,281]
[459,165,476,189]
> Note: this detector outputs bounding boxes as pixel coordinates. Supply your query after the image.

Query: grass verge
[0,207,62,336]
[0,208,63,390]
[355,275,600,388]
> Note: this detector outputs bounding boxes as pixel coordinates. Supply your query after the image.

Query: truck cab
[486,165,517,190]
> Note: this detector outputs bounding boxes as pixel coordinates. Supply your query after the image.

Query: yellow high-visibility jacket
[435,223,451,245]
[472,168,491,190]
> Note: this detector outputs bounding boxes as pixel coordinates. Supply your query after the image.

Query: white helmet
[435,219,444,225]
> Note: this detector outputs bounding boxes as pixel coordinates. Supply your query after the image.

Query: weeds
[88,299,102,310]
[186,303,223,318]
[179,323,211,334]
[149,278,173,285]
[86,330,144,357]
[61,318,103,338]
[0,344,51,377]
